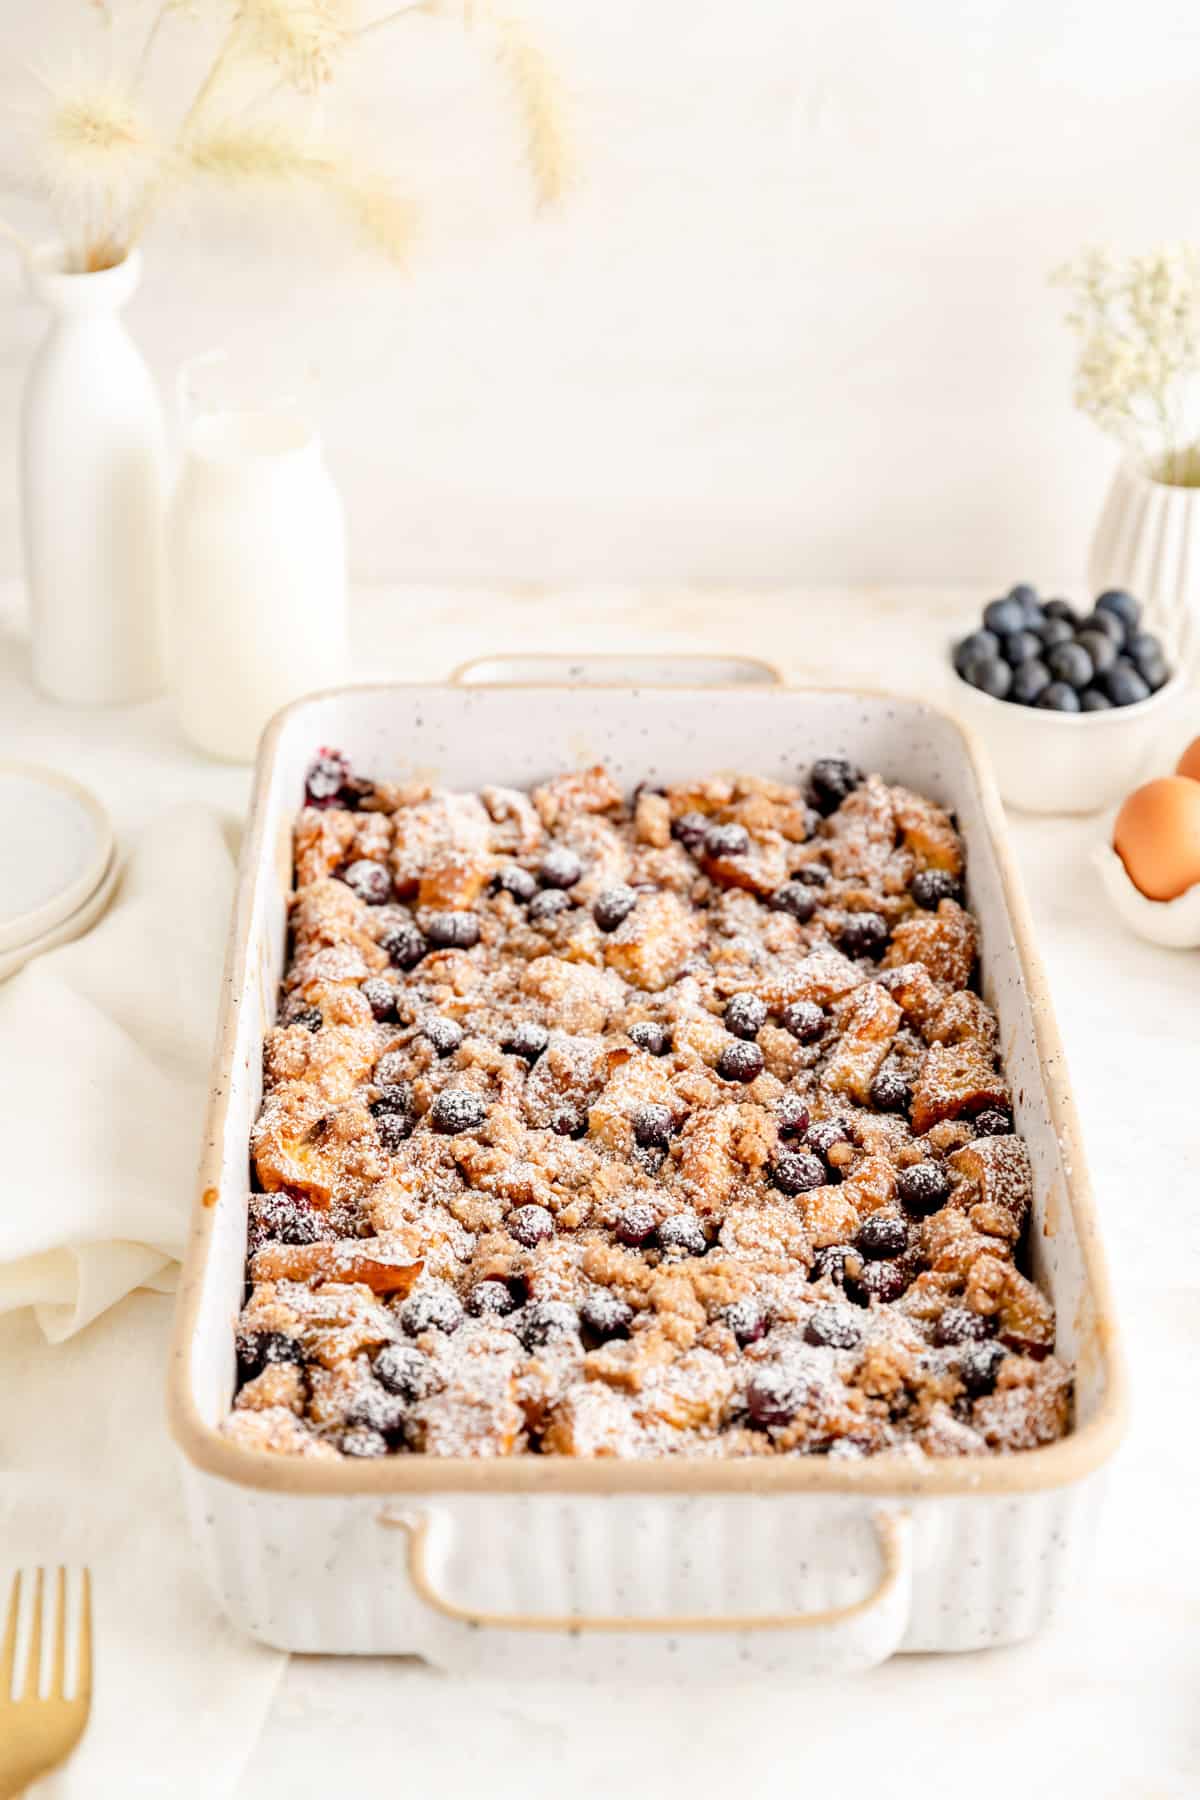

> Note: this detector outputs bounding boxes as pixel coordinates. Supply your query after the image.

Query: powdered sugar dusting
[224,757,1072,1463]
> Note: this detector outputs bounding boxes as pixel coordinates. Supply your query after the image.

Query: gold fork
[0,1569,92,1799]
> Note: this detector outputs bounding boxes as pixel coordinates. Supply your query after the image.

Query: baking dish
[168,682,1127,1676]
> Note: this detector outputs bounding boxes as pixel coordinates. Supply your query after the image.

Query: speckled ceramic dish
[169,685,1126,1678]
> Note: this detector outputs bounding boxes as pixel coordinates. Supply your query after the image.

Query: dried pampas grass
[3,0,568,273]
[429,0,570,205]
[188,119,417,262]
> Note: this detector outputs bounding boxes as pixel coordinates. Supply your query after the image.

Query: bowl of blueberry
[949,584,1186,814]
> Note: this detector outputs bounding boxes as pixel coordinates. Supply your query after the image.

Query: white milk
[167,407,348,761]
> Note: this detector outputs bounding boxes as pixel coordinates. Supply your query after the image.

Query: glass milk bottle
[168,391,347,761]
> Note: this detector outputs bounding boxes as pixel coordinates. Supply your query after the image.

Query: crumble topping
[224,751,1071,1462]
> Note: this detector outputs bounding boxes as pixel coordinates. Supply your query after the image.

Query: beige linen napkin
[0,806,237,1338]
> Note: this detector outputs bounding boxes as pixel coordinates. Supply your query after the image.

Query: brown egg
[1113,776,1200,901]
[1175,736,1200,783]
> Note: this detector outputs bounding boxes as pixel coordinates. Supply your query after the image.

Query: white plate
[0,847,120,982]
[0,763,114,952]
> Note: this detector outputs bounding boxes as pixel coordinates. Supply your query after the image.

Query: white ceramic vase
[1087,458,1200,666]
[167,406,348,762]
[21,245,167,704]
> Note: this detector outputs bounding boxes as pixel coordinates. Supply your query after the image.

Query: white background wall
[1,0,1199,592]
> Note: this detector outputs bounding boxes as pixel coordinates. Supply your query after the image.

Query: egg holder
[1093,820,1200,948]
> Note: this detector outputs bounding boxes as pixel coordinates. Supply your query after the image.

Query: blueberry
[1007,582,1041,620]
[982,597,1027,637]
[854,1259,909,1304]
[1080,609,1126,647]
[528,889,571,922]
[768,881,816,922]
[509,1203,555,1247]
[771,1149,827,1194]
[793,864,829,887]
[1011,658,1052,706]
[721,1297,771,1345]
[972,1107,1012,1136]
[305,752,350,806]
[1074,628,1117,675]
[614,1203,658,1246]
[933,1306,992,1348]
[1043,599,1079,626]
[371,1081,413,1116]
[1080,688,1113,712]
[1095,588,1141,633]
[421,1015,463,1057]
[953,628,1000,674]
[960,654,1012,699]
[593,885,638,931]
[856,1213,909,1259]
[494,864,537,902]
[746,1365,803,1427]
[671,811,710,853]
[910,869,960,910]
[804,1304,862,1349]
[1036,682,1081,713]
[517,1300,579,1349]
[632,1103,674,1149]
[428,1088,487,1134]
[807,757,863,815]
[1046,642,1094,689]
[781,1000,825,1042]
[776,1093,811,1137]
[503,1020,550,1063]
[959,1340,1006,1396]
[361,977,399,1022]
[340,859,392,905]
[549,1105,587,1138]
[717,1039,764,1083]
[1037,617,1075,651]
[724,993,768,1039]
[580,1290,633,1340]
[629,1021,672,1056]
[1128,631,1168,684]
[380,923,427,969]
[540,847,582,889]
[376,1110,413,1154]
[1001,629,1043,667]
[425,910,481,949]
[1104,663,1151,707]
[657,1212,707,1256]
[399,1286,463,1336]
[839,912,889,959]
[340,1426,390,1458]
[809,1244,861,1288]
[289,1004,323,1032]
[869,1069,910,1114]
[466,1279,519,1318]
[897,1161,950,1213]
[807,1118,852,1164]
[374,1342,434,1400]
[235,1328,303,1380]
[704,822,751,858]
[247,1192,323,1253]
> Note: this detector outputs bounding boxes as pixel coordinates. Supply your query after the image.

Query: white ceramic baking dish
[169,682,1127,1677]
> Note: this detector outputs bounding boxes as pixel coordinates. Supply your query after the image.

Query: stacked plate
[0,764,118,982]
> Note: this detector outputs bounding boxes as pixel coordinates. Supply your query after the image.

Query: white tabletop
[2,582,1197,1799]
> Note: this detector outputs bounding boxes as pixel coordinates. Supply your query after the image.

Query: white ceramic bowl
[944,643,1189,815]
[1092,833,1200,948]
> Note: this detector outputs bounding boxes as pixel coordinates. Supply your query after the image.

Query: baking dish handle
[377,1506,912,1675]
